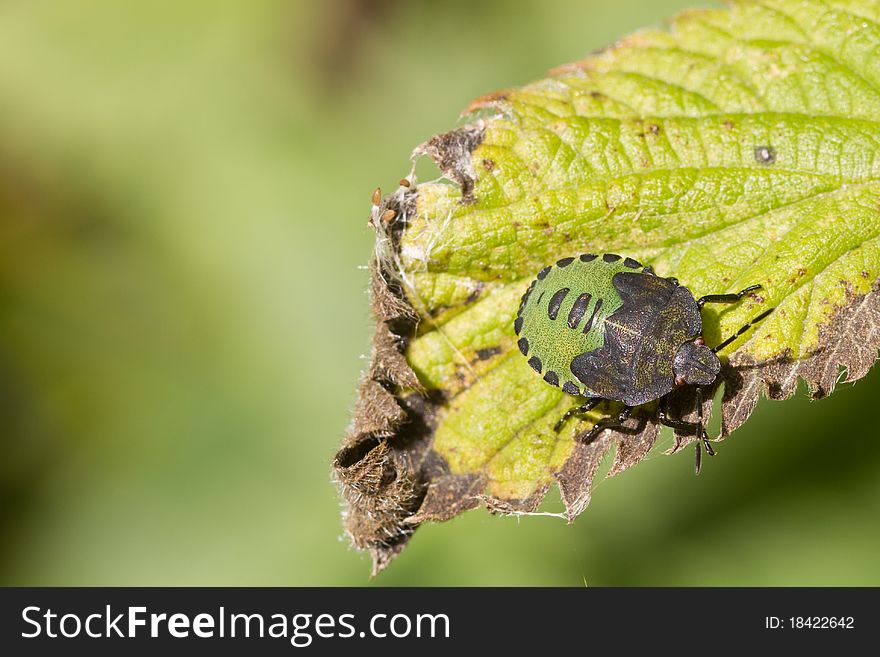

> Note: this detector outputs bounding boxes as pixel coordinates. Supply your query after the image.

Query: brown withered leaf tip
[411,126,484,203]
[334,127,880,576]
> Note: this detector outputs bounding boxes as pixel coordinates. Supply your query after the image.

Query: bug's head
[673,338,720,387]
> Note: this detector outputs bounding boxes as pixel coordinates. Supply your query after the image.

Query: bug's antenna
[712,308,774,354]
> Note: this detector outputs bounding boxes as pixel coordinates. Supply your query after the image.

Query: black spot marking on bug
[514,316,524,334]
[754,145,776,165]
[580,253,597,262]
[562,382,581,396]
[475,346,502,361]
[556,256,575,267]
[537,266,551,280]
[582,298,603,334]
[543,371,559,386]
[528,356,542,373]
[567,293,592,329]
[519,281,535,312]
[547,287,570,320]
[602,253,621,263]
[535,291,545,306]
[518,337,529,355]
[623,257,641,268]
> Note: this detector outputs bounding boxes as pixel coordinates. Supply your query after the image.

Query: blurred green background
[1,0,878,586]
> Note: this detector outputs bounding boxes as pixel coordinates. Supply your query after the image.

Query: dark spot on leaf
[647,123,660,135]
[862,271,870,278]
[475,346,502,361]
[427,304,451,318]
[482,158,495,171]
[723,119,735,130]
[465,282,485,305]
[788,268,809,285]
[754,145,776,165]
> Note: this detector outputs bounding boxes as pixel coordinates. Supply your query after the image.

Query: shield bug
[515,253,772,473]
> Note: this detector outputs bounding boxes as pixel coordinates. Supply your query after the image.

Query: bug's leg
[657,395,704,434]
[696,284,761,308]
[579,405,637,445]
[694,387,714,475]
[658,394,712,475]
[711,307,775,354]
[554,397,602,433]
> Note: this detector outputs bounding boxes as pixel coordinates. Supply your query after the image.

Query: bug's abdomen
[515,254,646,397]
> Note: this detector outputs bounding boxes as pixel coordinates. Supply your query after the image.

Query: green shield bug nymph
[515,253,773,473]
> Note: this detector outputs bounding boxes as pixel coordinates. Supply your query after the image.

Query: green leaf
[335,0,880,573]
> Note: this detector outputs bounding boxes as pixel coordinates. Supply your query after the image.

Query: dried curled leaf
[335,0,880,573]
